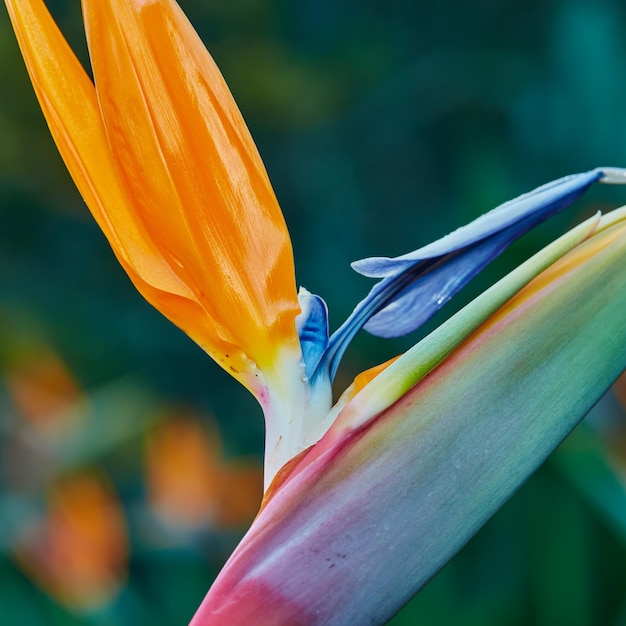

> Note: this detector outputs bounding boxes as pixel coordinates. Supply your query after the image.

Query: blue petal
[316,167,626,381]
[363,229,516,337]
[353,168,604,277]
[295,288,329,379]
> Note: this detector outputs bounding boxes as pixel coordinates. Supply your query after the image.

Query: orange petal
[3,0,228,361]
[4,0,190,299]
[6,0,301,391]
[82,0,300,373]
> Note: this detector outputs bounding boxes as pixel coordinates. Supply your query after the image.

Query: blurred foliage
[2,0,626,624]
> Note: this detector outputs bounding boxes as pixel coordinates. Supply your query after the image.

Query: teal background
[2,0,626,624]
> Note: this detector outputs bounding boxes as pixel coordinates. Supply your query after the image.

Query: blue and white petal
[296,287,329,379]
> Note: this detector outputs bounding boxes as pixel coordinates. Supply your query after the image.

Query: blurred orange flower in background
[14,473,128,612]
[0,337,264,615]
[146,411,263,532]
[4,343,86,439]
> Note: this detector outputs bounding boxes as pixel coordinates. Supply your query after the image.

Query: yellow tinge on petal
[5,0,301,391]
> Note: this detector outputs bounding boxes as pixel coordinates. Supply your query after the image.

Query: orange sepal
[82,0,300,373]
[6,0,301,389]
[4,0,191,299]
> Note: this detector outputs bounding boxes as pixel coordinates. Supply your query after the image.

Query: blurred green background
[2,0,626,624]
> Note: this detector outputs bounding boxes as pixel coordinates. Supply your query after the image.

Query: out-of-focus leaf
[552,423,626,542]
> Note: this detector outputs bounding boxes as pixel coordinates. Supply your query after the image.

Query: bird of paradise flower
[6,0,626,623]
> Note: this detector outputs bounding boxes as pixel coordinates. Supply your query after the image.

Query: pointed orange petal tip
[6,0,301,391]
[340,356,401,405]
